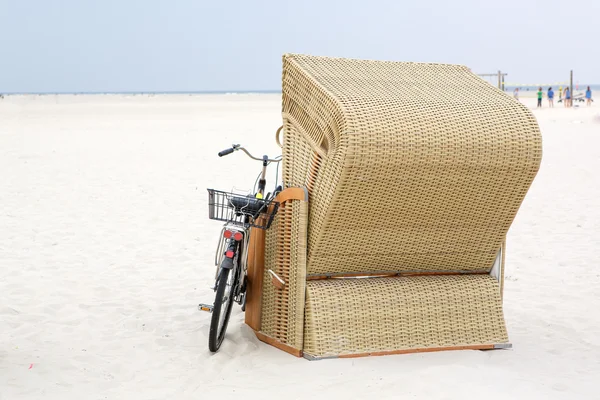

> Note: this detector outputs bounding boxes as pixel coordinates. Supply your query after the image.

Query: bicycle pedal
[198,303,213,313]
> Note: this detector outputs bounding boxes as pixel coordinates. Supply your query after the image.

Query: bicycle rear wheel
[208,267,235,352]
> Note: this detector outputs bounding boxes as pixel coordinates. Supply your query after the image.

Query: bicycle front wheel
[208,267,235,352]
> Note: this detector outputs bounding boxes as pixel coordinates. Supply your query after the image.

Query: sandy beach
[1,94,599,399]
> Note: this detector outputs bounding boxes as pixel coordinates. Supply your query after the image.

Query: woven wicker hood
[281,54,542,276]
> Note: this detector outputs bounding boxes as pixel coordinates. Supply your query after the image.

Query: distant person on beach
[547,87,554,107]
[564,87,571,107]
[513,87,519,101]
[559,86,563,102]
[537,87,543,108]
[586,86,592,106]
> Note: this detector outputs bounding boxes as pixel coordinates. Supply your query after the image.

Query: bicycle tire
[208,267,235,352]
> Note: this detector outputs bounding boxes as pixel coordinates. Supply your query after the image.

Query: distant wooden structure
[570,69,574,99]
[478,71,508,90]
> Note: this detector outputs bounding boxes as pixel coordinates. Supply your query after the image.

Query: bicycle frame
[201,140,283,352]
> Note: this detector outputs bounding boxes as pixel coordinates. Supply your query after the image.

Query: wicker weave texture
[260,199,308,349]
[303,274,508,358]
[282,54,542,276]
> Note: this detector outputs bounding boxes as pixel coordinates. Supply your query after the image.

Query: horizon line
[0,90,283,95]
[1,85,598,96]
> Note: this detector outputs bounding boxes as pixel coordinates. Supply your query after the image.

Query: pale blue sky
[0,0,597,93]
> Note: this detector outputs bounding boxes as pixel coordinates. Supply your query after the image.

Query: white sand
[1,94,599,399]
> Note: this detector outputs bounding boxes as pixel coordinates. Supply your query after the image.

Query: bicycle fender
[221,257,234,270]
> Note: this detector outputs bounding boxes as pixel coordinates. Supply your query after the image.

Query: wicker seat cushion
[303,274,509,359]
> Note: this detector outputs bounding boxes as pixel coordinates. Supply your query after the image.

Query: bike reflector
[225,250,234,258]
[223,230,233,239]
[233,232,243,241]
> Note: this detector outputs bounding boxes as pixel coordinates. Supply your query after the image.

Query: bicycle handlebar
[217,144,281,163]
[218,148,235,157]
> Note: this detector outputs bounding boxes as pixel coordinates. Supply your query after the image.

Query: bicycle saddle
[228,196,268,217]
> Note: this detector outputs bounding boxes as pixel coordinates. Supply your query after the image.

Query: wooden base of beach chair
[251,326,510,360]
[252,330,303,358]
[305,344,511,360]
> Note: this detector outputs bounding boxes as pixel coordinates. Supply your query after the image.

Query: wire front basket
[207,189,279,230]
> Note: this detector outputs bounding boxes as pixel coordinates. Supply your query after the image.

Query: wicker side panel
[282,120,342,264]
[261,202,288,342]
[281,118,313,189]
[303,275,508,358]
[282,55,349,276]
[260,200,308,349]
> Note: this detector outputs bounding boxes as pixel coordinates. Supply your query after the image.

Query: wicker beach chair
[245,54,542,359]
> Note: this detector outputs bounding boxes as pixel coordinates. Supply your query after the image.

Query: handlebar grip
[218,148,234,157]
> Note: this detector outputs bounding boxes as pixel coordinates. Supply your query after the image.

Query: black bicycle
[199,144,282,352]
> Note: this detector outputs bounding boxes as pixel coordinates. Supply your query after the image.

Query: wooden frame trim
[244,226,266,331]
[275,186,309,204]
[253,329,303,358]
[306,270,490,281]
[304,344,507,360]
